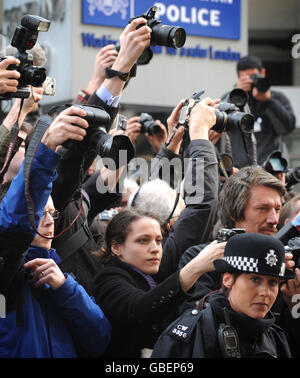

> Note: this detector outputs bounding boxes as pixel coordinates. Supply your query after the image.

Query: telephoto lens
[151,23,186,48]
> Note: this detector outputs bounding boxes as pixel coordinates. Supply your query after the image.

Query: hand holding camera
[41,106,88,151]
[189,97,218,140]
[0,57,21,95]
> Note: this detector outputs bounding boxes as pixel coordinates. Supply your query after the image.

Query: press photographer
[0,14,50,99]
[223,55,296,168]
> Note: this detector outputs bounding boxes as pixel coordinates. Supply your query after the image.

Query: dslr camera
[217,228,245,243]
[0,14,50,99]
[139,113,161,136]
[62,105,135,169]
[250,74,271,93]
[263,150,300,190]
[130,6,186,65]
[177,89,255,154]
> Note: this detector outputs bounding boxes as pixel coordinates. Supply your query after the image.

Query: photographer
[0,107,111,357]
[50,18,152,294]
[129,98,220,282]
[224,55,295,168]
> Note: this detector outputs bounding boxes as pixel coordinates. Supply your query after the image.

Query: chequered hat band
[224,256,259,272]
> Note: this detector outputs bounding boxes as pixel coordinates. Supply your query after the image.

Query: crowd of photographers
[0,10,300,358]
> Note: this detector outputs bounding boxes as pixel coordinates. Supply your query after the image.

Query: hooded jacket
[0,142,110,358]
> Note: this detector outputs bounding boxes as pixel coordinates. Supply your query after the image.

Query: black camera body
[285,238,300,269]
[63,104,134,169]
[131,6,186,49]
[250,73,271,93]
[139,113,161,136]
[217,228,245,243]
[0,14,51,99]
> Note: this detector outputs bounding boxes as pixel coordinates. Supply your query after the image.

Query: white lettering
[291,294,300,319]
[167,5,180,23]
[210,10,221,27]
[0,294,6,318]
[198,9,209,26]
[154,2,166,18]
[181,6,190,23]
[291,34,300,59]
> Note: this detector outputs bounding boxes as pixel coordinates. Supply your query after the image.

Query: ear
[111,241,121,257]
[261,67,266,77]
[222,272,234,289]
[165,222,171,233]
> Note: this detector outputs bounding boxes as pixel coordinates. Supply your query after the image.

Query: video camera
[130,6,186,65]
[0,14,50,99]
[62,104,135,169]
[250,74,271,93]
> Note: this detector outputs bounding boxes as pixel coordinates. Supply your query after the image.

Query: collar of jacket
[207,291,275,343]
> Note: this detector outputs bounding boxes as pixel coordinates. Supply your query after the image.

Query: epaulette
[167,308,203,343]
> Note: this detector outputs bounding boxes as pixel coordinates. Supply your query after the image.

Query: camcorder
[177,89,255,154]
[250,74,271,93]
[130,6,186,65]
[217,228,245,243]
[0,14,50,99]
[139,113,161,136]
[62,104,135,169]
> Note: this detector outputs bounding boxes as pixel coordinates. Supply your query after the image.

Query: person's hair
[237,55,263,73]
[128,178,184,224]
[278,194,300,230]
[218,166,286,229]
[94,208,163,263]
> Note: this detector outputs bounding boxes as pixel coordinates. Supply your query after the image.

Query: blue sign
[82,0,241,40]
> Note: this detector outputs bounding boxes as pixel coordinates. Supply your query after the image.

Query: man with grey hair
[179,165,300,356]
[129,97,220,283]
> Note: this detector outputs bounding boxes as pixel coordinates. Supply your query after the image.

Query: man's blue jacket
[0,143,110,358]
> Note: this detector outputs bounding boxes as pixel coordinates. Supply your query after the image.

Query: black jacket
[93,256,191,358]
[222,90,295,168]
[151,291,293,358]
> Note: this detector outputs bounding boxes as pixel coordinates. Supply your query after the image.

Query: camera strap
[23,108,85,240]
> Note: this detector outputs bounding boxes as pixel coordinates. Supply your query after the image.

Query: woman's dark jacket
[93,256,191,358]
[151,291,292,358]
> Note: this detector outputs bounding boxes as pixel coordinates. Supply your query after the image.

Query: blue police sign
[82,0,241,40]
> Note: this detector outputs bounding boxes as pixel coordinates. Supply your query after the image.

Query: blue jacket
[0,143,110,357]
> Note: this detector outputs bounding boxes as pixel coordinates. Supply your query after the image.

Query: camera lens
[239,114,254,132]
[170,27,186,48]
[151,23,186,48]
[21,65,46,87]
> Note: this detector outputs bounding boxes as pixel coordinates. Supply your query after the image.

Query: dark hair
[94,208,163,263]
[237,55,263,73]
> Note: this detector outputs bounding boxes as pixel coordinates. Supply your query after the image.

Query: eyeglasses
[42,209,60,219]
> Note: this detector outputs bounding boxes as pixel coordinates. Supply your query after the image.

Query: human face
[112,217,163,275]
[234,185,282,236]
[31,197,55,250]
[223,273,279,319]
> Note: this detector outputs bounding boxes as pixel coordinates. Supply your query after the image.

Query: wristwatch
[105,68,130,81]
